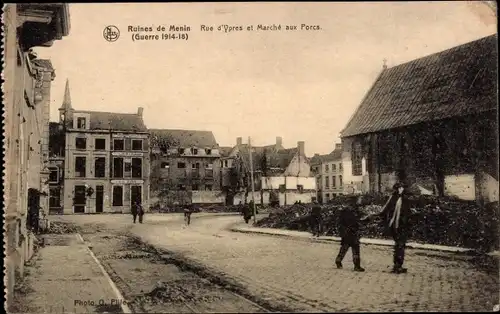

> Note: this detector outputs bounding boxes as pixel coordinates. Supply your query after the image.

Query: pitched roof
[69,110,147,132]
[149,129,218,148]
[236,144,299,174]
[341,34,498,138]
[310,149,342,165]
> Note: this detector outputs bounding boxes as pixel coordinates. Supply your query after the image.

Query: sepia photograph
[2,1,499,313]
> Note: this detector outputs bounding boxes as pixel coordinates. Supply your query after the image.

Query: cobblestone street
[56,214,499,312]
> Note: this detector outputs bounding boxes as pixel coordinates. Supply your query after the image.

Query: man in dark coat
[379,183,414,274]
[137,201,145,223]
[131,201,139,223]
[310,201,322,237]
[335,195,365,272]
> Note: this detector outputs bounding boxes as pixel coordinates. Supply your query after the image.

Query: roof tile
[341,34,497,137]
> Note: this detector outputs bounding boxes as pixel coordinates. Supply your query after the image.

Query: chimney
[276,136,283,147]
[335,143,342,150]
[298,141,305,156]
[236,137,242,146]
[137,107,144,117]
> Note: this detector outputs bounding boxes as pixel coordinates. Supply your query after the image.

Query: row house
[340,34,498,204]
[149,129,222,206]
[310,143,344,203]
[50,80,151,214]
[3,3,70,308]
[222,137,317,205]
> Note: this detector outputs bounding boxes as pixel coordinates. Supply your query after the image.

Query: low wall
[151,190,225,207]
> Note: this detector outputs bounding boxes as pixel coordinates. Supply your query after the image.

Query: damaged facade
[3,3,70,307]
[340,34,498,203]
[221,137,317,205]
[50,80,151,214]
[149,129,223,207]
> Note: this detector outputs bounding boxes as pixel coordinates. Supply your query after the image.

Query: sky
[35,2,497,156]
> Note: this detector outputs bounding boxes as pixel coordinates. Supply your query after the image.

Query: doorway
[74,185,86,213]
[96,185,104,213]
[130,185,142,207]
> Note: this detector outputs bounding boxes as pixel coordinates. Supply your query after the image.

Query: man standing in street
[137,201,145,224]
[379,183,415,274]
[335,195,366,272]
[131,201,139,223]
[310,200,322,237]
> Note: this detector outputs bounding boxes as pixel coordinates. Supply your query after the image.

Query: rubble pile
[255,195,499,251]
[138,280,223,305]
[48,221,79,234]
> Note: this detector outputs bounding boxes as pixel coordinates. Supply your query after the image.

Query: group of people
[131,201,193,226]
[311,182,414,274]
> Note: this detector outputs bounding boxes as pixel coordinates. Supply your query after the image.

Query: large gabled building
[340,34,498,203]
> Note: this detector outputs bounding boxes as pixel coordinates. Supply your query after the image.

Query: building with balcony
[50,80,150,214]
[149,129,223,207]
[3,3,70,308]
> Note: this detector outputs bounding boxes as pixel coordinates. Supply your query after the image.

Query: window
[132,158,142,178]
[339,163,343,171]
[339,175,343,187]
[192,184,199,191]
[332,164,336,171]
[192,163,200,169]
[325,164,329,172]
[352,142,363,176]
[297,184,304,193]
[192,148,198,155]
[94,157,106,178]
[161,162,170,169]
[325,176,329,189]
[77,117,86,129]
[325,193,330,202]
[75,137,87,150]
[177,184,186,191]
[113,158,124,178]
[49,189,61,208]
[205,149,212,155]
[224,160,228,168]
[75,157,86,177]
[178,148,185,154]
[124,159,132,178]
[206,163,213,169]
[332,176,336,188]
[49,168,59,183]
[205,185,213,191]
[178,162,186,168]
[112,186,123,206]
[95,138,106,150]
[113,139,124,151]
[132,139,143,151]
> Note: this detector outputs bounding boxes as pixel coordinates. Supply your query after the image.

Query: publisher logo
[103,25,120,42]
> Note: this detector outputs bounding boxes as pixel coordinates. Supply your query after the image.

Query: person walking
[378,182,415,274]
[184,205,192,226]
[131,201,138,223]
[244,201,254,224]
[310,201,322,237]
[335,195,366,272]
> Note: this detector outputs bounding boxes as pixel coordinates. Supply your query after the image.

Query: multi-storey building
[3,3,70,308]
[221,137,316,205]
[311,143,344,203]
[50,80,151,214]
[149,129,222,206]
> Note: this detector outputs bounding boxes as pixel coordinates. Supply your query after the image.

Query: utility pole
[248,136,257,223]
